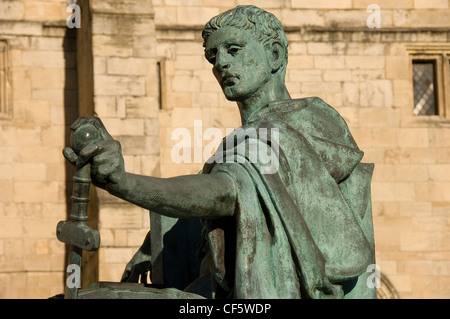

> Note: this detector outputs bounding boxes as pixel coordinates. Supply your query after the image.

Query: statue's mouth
[222,74,239,87]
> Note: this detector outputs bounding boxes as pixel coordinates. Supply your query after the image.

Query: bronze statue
[61,5,376,299]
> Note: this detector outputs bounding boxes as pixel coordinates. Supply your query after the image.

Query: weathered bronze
[56,118,106,298]
[60,5,376,299]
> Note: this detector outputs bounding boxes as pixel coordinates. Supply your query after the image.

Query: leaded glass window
[412,61,438,116]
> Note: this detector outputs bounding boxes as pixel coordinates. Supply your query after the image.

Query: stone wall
[0,1,77,298]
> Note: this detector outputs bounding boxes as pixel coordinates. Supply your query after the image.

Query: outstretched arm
[108,171,237,219]
[63,117,236,220]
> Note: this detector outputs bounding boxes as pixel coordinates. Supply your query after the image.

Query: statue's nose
[214,51,230,71]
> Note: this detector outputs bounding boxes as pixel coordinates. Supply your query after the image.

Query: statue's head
[202,6,289,104]
[202,6,288,71]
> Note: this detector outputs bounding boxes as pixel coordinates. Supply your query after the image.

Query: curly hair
[202,5,288,69]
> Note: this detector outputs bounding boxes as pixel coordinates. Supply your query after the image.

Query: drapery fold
[200,97,375,299]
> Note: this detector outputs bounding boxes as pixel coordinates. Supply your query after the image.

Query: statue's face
[204,26,272,102]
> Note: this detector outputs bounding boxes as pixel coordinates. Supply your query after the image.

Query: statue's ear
[268,41,286,74]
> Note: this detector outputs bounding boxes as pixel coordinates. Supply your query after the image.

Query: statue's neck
[238,83,291,125]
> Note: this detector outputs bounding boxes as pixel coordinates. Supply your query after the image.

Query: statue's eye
[205,51,216,64]
[228,46,241,55]
[207,55,216,64]
[205,49,217,64]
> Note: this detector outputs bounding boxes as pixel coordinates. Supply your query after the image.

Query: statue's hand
[62,117,126,190]
[121,230,151,283]
[121,247,152,283]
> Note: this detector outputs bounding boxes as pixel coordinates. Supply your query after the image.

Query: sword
[57,119,104,299]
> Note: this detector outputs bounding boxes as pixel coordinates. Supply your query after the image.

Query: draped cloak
[198,97,376,299]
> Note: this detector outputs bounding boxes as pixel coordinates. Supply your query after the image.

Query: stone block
[281,8,325,27]
[92,35,133,58]
[177,6,220,25]
[288,55,315,69]
[94,96,123,118]
[13,100,50,126]
[323,70,352,82]
[154,6,178,25]
[94,75,146,96]
[18,146,62,164]
[107,57,153,76]
[399,202,432,216]
[101,118,144,136]
[133,35,157,58]
[373,181,415,202]
[0,218,23,238]
[398,128,429,148]
[353,0,414,9]
[13,181,60,203]
[12,67,31,100]
[345,56,385,70]
[414,0,448,8]
[410,9,450,27]
[34,239,49,255]
[125,96,159,118]
[22,51,75,68]
[400,231,437,251]
[29,37,67,52]
[0,1,24,20]
[41,125,68,147]
[342,82,359,107]
[307,42,333,55]
[171,107,203,127]
[171,75,201,92]
[372,164,396,182]
[429,165,450,182]
[292,0,352,8]
[174,55,204,71]
[99,262,127,282]
[113,229,128,247]
[322,10,367,28]
[372,128,399,148]
[412,216,450,232]
[91,0,154,14]
[288,69,322,82]
[386,56,410,80]
[102,247,134,264]
[393,79,413,108]
[359,80,393,108]
[429,129,450,148]
[127,229,150,246]
[388,275,412,293]
[23,1,64,21]
[301,81,341,94]
[13,163,47,181]
[0,164,13,180]
[288,42,307,55]
[100,204,147,229]
[359,108,400,128]
[314,56,345,69]
[373,230,401,251]
[394,164,429,182]
[140,155,160,176]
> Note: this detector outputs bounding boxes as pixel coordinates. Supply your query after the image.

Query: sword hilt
[57,117,109,299]
[57,120,104,250]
